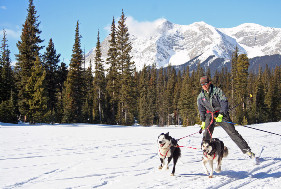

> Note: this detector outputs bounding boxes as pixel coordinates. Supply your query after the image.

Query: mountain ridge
[85,19,281,72]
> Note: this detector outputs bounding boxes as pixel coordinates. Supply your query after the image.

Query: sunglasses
[201,82,209,86]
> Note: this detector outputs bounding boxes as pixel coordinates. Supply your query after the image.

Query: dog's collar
[204,152,216,160]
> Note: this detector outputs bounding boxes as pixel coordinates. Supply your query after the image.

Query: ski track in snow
[0,123,281,188]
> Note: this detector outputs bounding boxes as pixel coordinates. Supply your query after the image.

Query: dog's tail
[223,146,228,158]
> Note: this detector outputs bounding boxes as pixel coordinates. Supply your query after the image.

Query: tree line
[0,0,280,126]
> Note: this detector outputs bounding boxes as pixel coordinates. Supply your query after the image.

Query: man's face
[201,82,211,91]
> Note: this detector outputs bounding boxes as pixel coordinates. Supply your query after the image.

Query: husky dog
[157,132,181,176]
[201,138,228,178]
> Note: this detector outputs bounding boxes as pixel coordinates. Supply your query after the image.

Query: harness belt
[206,110,219,139]
[159,145,171,158]
[159,149,169,158]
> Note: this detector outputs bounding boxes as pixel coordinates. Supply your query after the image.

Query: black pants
[203,113,251,154]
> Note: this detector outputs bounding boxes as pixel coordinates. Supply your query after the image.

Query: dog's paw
[208,175,213,178]
[215,167,221,173]
[158,165,163,170]
[170,173,174,176]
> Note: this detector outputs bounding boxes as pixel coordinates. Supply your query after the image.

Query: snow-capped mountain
[85,19,281,72]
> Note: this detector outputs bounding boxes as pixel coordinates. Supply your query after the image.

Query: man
[197,76,256,161]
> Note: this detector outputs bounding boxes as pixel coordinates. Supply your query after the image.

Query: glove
[199,122,205,134]
[215,114,223,122]
[201,122,206,130]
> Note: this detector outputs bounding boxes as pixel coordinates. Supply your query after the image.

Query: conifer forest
[0,0,280,126]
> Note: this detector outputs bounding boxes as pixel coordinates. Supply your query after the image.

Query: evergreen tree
[82,60,94,123]
[230,47,239,120]
[106,17,119,124]
[179,67,191,126]
[0,29,15,103]
[247,72,256,124]
[0,93,17,123]
[25,56,49,124]
[15,0,44,122]
[56,62,68,123]
[42,38,61,123]
[93,31,106,123]
[235,54,250,124]
[165,65,176,125]
[180,67,199,126]
[274,66,281,121]
[264,67,279,122]
[138,65,149,126]
[157,68,167,126]
[173,71,182,125]
[0,30,17,123]
[147,64,157,125]
[253,67,267,123]
[62,21,84,123]
[116,10,136,125]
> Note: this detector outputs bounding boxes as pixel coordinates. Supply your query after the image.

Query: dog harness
[159,145,171,158]
[159,149,170,158]
[203,152,216,160]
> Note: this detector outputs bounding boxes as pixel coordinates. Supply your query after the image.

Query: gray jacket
[197,84,229,121]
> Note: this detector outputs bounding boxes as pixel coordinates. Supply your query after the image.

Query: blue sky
[1,0,281,64]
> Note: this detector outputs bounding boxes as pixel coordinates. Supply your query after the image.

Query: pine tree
[230,47,239,121]
[179,67,191,126]
[253,67,267,123]
[157,68,167,126]
[0,93,17,123]
[274,66,281,121]
[264,67,279,122]
[116,10,136,125]
[43,38,61,123]
[147,64,157,125]
[166,65,176,125]
[0,29,15,103]
[93,31,106,123]
[106,17,119,124]
[82,60,94,123]
[173,71,182,125]
[56,62,68,123]
[15,0,44,122]
[235,54,250,123]
[0,30,17,123]
[62,21,84,123]
[25,56,49,124]
[179,67,199,126]
[191,68,201,125]
[138,65,149,125]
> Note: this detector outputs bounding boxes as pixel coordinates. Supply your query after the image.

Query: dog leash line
[177,131,200,141]
[223,121,281,137]
[177,145,199,150]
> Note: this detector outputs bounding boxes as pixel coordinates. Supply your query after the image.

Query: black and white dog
[157,132,181,176]
[201,138,228,178]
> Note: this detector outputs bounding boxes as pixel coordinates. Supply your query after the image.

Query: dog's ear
[166,132,169,136]
[158,133,164,138]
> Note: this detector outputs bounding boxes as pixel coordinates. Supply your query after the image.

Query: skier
[197,76,257,162]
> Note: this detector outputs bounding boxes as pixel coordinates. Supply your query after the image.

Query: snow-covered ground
[1,122,281,189]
